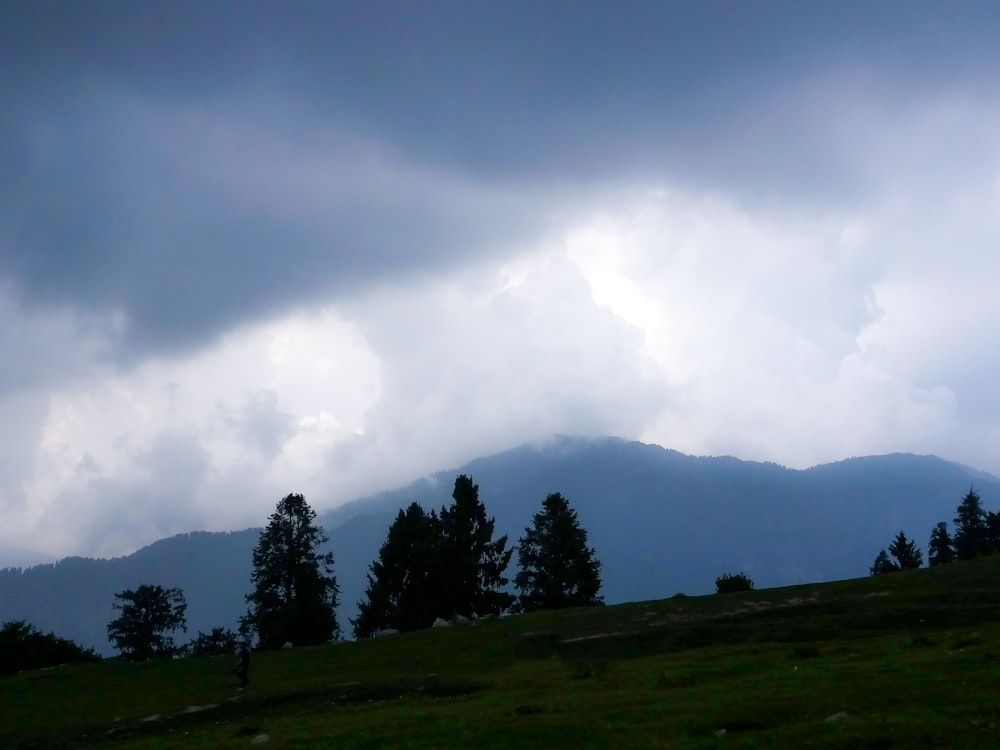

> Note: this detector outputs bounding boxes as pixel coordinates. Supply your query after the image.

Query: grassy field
[4,557,1000,748]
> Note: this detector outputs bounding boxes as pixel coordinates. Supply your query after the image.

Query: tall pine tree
[243,493,340,649]
[515,492,603,612]
[438,475,514,617]
[352,502,441,638]
[953,488,988,560]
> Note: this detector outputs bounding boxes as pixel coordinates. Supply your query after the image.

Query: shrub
[0,620,100,675]
[188,627,240,657]
[715,572,755,594]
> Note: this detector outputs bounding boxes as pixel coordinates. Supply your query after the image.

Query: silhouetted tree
[107,584,187,660]
[953,488,988,560]
[438,475,514,617]
[928,522,954,566]
[870,549,900,576]
[188,627,239,657]
[243,493,340,649]
[0,620,100,675]
[514,492,603,612]
[352,502,442,638]
[715,572,754,593]
[986,511,1000,553]
[888,531,923,570]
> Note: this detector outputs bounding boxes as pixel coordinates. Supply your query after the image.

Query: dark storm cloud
[3,0,999,360]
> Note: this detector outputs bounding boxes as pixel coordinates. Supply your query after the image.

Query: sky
[2,1,1000,563]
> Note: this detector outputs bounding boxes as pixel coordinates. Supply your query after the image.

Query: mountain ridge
[1,437,995,655]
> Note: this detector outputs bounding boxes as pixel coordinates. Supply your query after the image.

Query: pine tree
[107,584,187,660]
[352,502,441,637]
[928,522,955,566]
[953,488,988,560]
[887,531,923,570]
[870,549,900,576]
[243,493,340,649]
[515,492,603,612]
[438,475,514,617]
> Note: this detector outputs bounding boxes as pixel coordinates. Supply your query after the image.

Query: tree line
[2,475,604,665]
[870,487,1000,575]
[6,480,996,669]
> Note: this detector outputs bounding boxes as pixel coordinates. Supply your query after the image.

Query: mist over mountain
[0,547,55,570]
[2,437,995,656]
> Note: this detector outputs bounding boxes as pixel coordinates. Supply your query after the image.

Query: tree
[438,475,514,618]
[715,572,754,593]
[188,627,240,657]
[928,522,954,566]
[0,620,100,675]
[514,492,603,612]
[107,585,187,660]
[870,549,899,576]
[986,510,1000,553]
[887,531,923,570]
[352,502,442,638]
[243,493,340,649]
[953,488,988,560]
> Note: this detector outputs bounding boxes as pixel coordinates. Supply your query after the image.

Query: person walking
[236,641,250,689]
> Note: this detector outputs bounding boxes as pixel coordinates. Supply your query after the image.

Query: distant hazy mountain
[2,437,995,655]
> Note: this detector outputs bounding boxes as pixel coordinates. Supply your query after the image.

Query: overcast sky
[3,1,1000,562]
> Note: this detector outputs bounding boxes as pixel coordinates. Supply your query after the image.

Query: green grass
[4,557,1000,748]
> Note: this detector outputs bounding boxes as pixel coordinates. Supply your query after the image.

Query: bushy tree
[438,475,514,617]
[0,620,100,675]
[353,502,442,638]
[870,549,899,576]
[243,493,340,649]
[953,488,989,560]
[188,627,239,657]
[928,522,954,566]
[107,585,188,660]
[715,572,754,593]
[888,531,923,570]
[514,492,603,612]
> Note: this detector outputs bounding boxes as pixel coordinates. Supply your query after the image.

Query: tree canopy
[243,493,340,649]
[514,492,603,612]
[107,584,187,660]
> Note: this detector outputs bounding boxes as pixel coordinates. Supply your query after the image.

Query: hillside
[1,437,996,655]
[4,556,1000,748]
